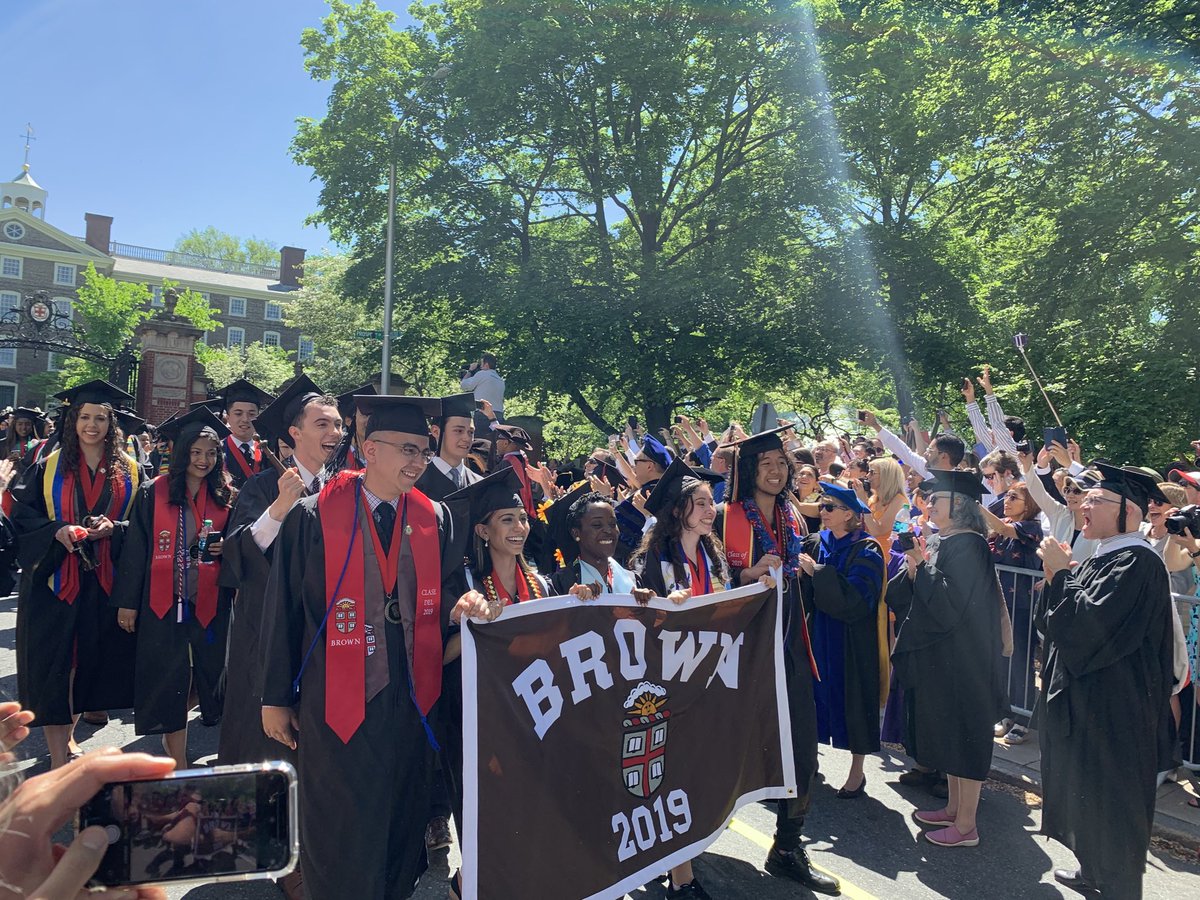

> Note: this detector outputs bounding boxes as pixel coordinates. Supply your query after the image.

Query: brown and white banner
[460,580,795,900]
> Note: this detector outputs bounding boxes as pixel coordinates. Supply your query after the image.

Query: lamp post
[381,66,451,395]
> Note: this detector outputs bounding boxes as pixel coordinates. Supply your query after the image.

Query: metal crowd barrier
[994,564,1200,771]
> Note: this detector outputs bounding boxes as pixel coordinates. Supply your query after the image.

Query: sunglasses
[1062,486,1083,496]
[818,502,849,513]
[1004,491,1024,501]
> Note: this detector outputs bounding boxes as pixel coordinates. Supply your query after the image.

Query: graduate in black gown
[218,376,342,769]
[11,380,142,768]
[416,392,483,501]
[1,406,47,476]
[545,485,640,597]
[211,378,274,490]
[1035,465,1175,898]
[713,426,837,895]
[259,395,468,900]
[888,469,1008,849]
[799,481,886,801]
[112,407,235,769]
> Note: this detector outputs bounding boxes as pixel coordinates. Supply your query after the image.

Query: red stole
[147,478,229,627]
[319,472,443,744]
[504,453,535,516]
[684,547,711,596]
[49,459,132,602]
[224,435,260,481]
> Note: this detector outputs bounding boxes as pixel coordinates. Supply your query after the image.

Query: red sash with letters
[320,471,443,744]
[147,477,229,627]
[224,435,260,481]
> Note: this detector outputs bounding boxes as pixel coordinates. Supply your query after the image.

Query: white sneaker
[993,718,1013,738]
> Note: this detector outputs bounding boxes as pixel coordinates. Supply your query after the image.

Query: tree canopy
[174,227,279,267]
[292,0,1200,465]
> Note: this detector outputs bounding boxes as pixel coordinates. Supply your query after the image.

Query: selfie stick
[1012,334,1064,428]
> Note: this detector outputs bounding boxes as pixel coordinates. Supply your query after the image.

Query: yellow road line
[727,817,881,900]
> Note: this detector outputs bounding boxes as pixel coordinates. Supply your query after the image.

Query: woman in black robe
[11,380,142,768]
[111,407,234,769]
[888,469,1008,849]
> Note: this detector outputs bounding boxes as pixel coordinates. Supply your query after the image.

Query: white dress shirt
[249,459,322,552]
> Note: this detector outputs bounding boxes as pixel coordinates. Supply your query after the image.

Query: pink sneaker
[912,808,954,827]
[925,825,979,847]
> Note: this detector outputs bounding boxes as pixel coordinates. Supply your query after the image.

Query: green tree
[196,342,296,393]
[175,227,279,266]
[282,254,378,390]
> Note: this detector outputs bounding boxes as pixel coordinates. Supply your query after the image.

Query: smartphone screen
[79,764,296,888]
[1044,426,1068,449]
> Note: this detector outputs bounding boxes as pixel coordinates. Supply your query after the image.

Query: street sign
[355,329,385,339]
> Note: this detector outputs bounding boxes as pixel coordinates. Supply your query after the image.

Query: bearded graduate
[218,376,343,770]
[1035,465,1175,898]
[416,392,483,501]
[11,380,143,768]
[713,426,838,896]
[211,378,274,490]
[259,395,468,900]
[798,482,886,801]
[111,406,235,769]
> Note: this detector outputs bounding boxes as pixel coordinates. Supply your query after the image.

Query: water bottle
[198,519,213,558]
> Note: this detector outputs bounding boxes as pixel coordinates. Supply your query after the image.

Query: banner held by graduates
[461,580,795,900]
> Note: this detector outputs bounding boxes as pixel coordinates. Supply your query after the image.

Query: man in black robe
[259,395,467,900]
[209,379,274,490]
[218,375,341,768]
[416,392,483,502]
[1036,464,1175,899]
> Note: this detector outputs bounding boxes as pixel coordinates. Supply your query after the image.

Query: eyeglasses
[1081,494,1122,507]
[369,438,435,463]
[982,472,999,482]
[818,502,849,513]
[1062,486,1083,496]
[1004,491,1024,501]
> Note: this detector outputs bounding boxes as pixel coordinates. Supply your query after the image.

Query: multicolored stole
[319,472,443,744]
[43,449,139,602]
[147,477,229,627]
[224,435,260,482]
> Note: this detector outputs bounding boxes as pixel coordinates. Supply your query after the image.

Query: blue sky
[2,0,417,257]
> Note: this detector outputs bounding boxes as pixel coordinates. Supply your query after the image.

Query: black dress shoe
[666,877,712,898]
[898,768,938,787]
[1053,868,1098,893]
[836,775,867,799]
[765,846,841,895]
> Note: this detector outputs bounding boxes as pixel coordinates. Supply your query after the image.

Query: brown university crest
[334,598,358,634]
[621,682,670,798]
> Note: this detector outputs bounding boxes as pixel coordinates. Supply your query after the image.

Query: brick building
[0,160,309,409]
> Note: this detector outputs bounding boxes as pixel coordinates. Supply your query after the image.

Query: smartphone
[857,410,867,423]
[1044,426,1068,450]
[897,531,916,551]
[78,762,297,890]
[475,400,485,410]
[1015,440,1031,454]
[627,416,639,430]
[201,532,223,563]
[674,415,683,424]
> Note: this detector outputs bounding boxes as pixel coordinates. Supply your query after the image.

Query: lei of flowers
[742,498,803,578]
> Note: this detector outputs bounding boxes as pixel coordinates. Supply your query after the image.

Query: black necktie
[373,503,396,552]
[309,475,321,495]
[241,443,254,466]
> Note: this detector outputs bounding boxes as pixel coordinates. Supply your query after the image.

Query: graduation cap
[721,423,794,456]
[114,409,148,436]
[336,382,376,420]
[545,482,594,565]
[440,392,477,421]
[11,406,47,425]
[644,457,723,519]
[1092,462,1169,517]
[54,379,134,408]
[157,405,231,446]
[637,435,674,471]
[213,378,273,410]
[357,395,441,438]
[254,375,328,449]
[926,468,987,502]
[491,423,531,448]
[445,467,525,527]
[817,481,870,515]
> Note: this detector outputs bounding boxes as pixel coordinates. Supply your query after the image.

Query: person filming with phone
[459,352,506,431]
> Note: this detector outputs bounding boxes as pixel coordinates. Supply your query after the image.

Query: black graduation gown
[414,460,482,502]
[714,504,819,805]
[887,532,1007,780]
[803,532,885,756]
[223,438,265,491]
[11,458,138,724]
[1035,543,1174,899]
[110,479,232,735]
[259,491,468,900]
[215,467,289,766]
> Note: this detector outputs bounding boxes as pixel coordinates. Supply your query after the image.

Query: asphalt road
[2,596,1197,899]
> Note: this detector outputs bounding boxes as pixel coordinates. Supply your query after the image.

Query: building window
[54,264,76,286]
[3,222,24,240]
[298,335,314,363]
[150,286,164,307]
[263,331,281,349]
[52,297,73,328]
[227,327,245,348]
[0,291,18,321]
[47,352,66,372]
[0,256,20,278]
[0,382,15,407]
[228,297,246,317]
[265,301,283,321]
[0,347,14,368]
